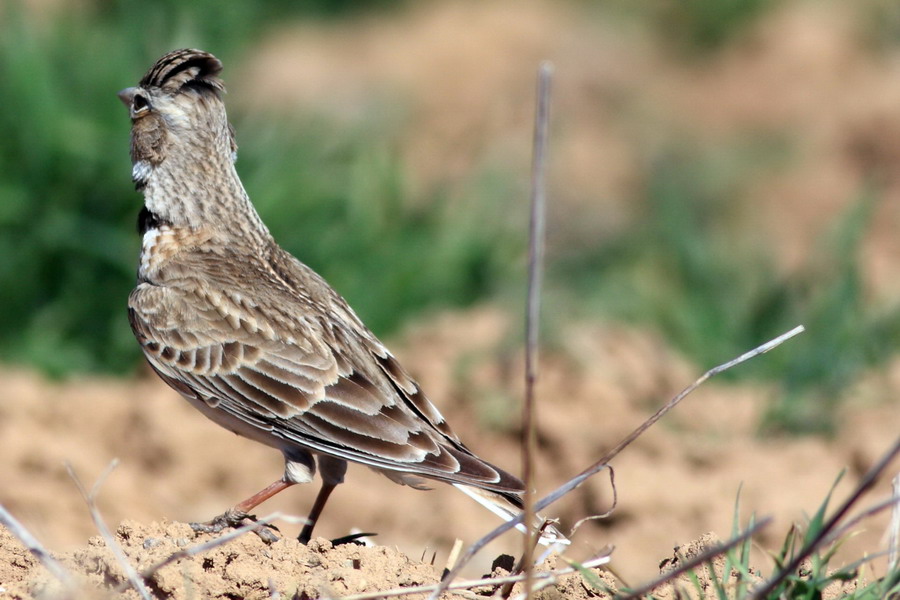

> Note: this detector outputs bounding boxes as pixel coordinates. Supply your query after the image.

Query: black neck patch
[137,206,168,235]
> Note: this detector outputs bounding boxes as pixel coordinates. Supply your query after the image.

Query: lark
[120,49,562,545]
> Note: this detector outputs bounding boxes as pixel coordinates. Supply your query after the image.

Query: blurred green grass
[0,0,521,376]
[551,143,900,434]
[2,0,899,434]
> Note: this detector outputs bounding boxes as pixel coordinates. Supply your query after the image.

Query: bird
[119,48,564,546]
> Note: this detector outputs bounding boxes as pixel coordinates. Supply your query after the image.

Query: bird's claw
[329,532,377,546]
[190,509,281,544]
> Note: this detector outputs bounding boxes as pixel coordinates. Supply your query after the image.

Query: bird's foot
[191,508,281,544]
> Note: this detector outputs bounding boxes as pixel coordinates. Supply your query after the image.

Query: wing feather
[128,247,525,494]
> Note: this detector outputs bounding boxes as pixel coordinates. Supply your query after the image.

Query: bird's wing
[128,274,522,493]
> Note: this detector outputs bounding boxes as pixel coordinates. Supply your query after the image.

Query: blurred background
[2,0,900,583]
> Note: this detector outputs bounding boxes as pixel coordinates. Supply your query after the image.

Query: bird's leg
[299,456,348,544]
[297,480,338,544]
[191,478,294,543]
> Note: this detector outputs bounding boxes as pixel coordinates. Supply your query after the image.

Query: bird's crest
[140,48,225,95]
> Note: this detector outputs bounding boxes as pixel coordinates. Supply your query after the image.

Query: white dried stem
[0,504,74,587]
[66,460,152,600]
[889,474,900,571]
[339,555,610,600]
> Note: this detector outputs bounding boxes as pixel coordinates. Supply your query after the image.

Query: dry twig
[338,554,610,600]
[822,492,900,548]
[66,460,153,600]
[890,474,900,571]
[520,59,553,600]
[431,325,805,600]
[443,538,464,576]
[0,504,74,588]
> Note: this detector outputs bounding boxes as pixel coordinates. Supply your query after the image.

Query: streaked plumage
[120,49,563,544]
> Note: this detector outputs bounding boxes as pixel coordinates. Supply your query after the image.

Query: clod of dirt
[652,533,764,599]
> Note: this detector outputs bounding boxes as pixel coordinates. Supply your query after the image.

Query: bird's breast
[138,224,212,283]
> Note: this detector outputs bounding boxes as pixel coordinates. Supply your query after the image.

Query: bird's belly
[179,390,291,454]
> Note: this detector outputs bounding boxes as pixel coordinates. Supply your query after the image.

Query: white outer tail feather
[452,484,570,550]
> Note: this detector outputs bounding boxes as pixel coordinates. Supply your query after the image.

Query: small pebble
[305,555,322,568]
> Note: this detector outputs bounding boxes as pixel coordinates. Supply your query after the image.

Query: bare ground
[0,308,898,598]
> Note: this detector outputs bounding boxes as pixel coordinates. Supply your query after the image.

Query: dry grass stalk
[431,325,805,599]
[822,493,900,548]
[339,555,610,600]
[520,59,553,600]
[66,460,152,600]
[0,504,74,589]
[443,538,464,575]
[890,474,900,571]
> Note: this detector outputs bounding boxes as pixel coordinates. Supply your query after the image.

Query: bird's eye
[133,94,150,113]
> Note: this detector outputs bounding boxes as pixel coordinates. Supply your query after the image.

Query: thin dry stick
[617,517,772,600]
[568,468,618,537]
[443,538,464,576]
[521,60,553,600]
[841,547,895,575]
[750,434,900,599]
[338,555,611,600]
[890,474,900,571]
[507,572,562,600]
[0,504,74,587]
[66,460,152,600]
[430,325,805,600]
[822,492,900,548]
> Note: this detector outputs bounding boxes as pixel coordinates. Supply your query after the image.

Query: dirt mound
[0,520,610,599]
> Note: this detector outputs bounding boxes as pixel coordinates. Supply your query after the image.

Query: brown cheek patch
[131,114,167,165]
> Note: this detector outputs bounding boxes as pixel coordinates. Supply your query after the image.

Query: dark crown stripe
[139,49,223,89]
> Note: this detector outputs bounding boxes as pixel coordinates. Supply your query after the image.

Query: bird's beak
[118,87,137,108]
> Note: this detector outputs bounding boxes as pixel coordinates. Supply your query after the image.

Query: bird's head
[119,49,238,191]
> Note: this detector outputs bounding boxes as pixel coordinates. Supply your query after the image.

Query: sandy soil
[0,307,898,598]
[0,520,614,599]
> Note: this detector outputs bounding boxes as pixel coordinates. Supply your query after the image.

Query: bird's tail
[452,484,570,548]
